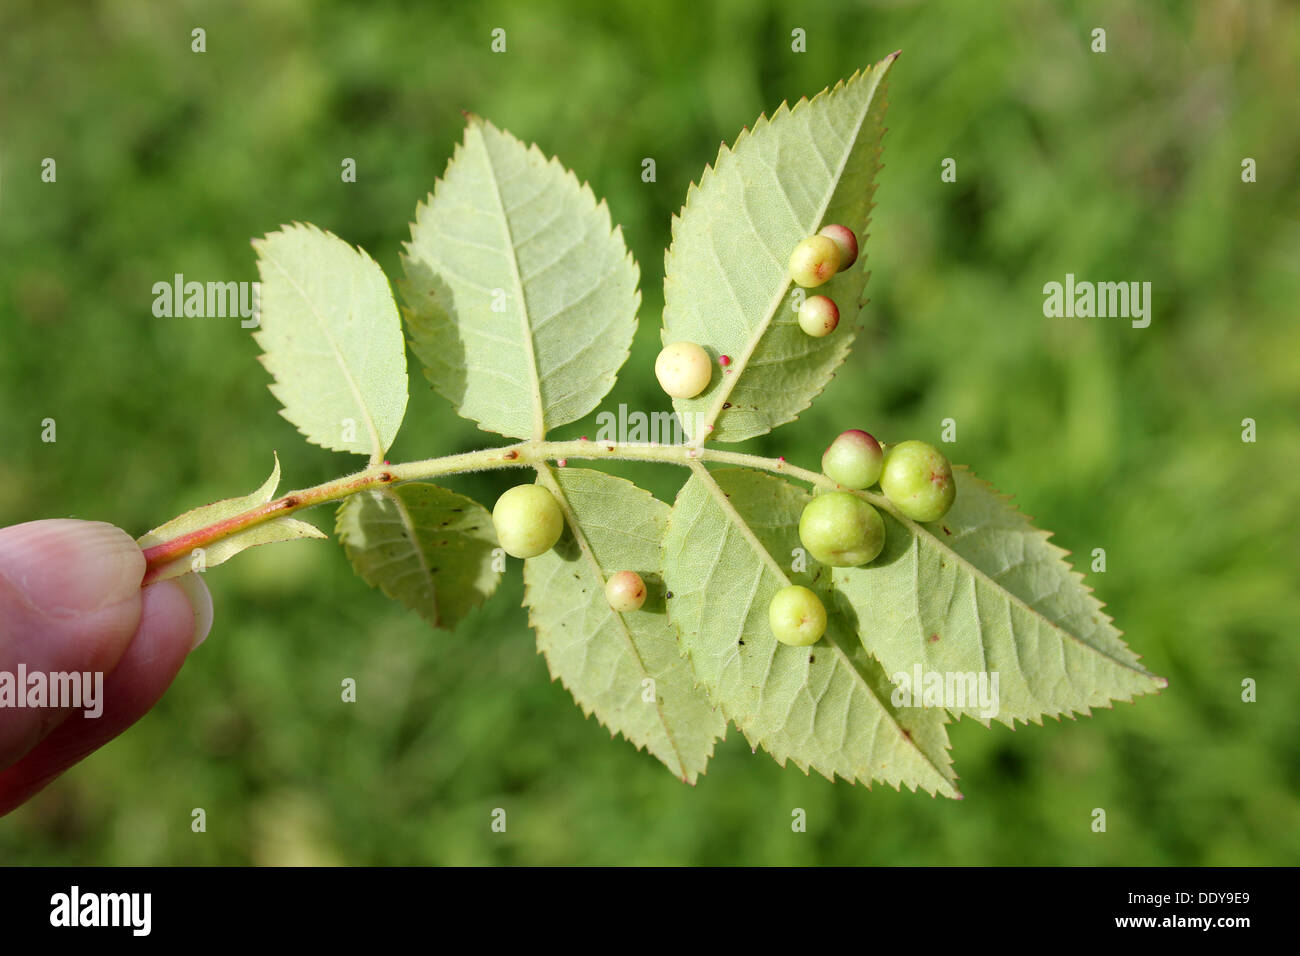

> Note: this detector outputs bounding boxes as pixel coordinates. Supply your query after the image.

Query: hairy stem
[140,439,890,582]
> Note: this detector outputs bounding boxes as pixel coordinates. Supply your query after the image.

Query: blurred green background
[2,0,1298,865]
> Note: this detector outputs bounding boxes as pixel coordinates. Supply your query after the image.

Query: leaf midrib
[472,122,547,441]
[868,474,1161,686]
[260,243,386,460]
[535,465,692,779]
[379,486,441,628]
[690,464,957,796]
[689,61,891,445]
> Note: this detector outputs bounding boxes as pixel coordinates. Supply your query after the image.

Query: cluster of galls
[768,432,957,647]
[488,432,956,640]
[653,225,861,400]
[493,223,953,644]
[788,224,857,337]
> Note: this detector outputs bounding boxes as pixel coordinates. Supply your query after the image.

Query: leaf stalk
[139,439,898,582]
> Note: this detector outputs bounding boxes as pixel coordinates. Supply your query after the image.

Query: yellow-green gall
[768,585,827,646]
[879,440,956,523]
[492,484,564,558]
[798,491,885,567]
[798,294,840,337]
[655,342,712,399]
[818,224,859,271]
[788,235,841,288]
[605,571,647,613]
[821,429,884,489]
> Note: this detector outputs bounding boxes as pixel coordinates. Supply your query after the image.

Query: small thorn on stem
[503,450,519,460]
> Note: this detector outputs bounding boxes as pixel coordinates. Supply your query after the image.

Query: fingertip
[0,519,144,615]
[137,578,208,666]
[171,573,214,650]
[0,520,147,681]
[0,576,204,816]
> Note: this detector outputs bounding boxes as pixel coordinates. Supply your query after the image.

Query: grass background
[1,0,1297,864]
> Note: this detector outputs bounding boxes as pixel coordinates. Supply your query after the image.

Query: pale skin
[0,520,209,815]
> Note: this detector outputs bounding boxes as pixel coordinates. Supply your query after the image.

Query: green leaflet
[524,467,724,783]
[401,116,640,440]
[336,483,501,631]
[138,454,324,583]
[835,469,1167,727]
[662,54,895,444]
[253,223,408,459]
[663,467,960,798]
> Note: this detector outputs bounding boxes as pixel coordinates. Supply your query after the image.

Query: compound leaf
[337,483,501,631]
[662,467,960,798]
[834,469,1167,727]
[524,467,724,783]
[401,116,640,440]
[662,53,896,444]
[253,223,408,460]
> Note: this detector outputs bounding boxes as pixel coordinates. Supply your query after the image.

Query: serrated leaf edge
[865,465,1167,730]
[666,463,961,799]
[335,483,501,632]
[399,115,642,441]
[524,465,722,784]
[663,54,897,445]
[251,222,402,461]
